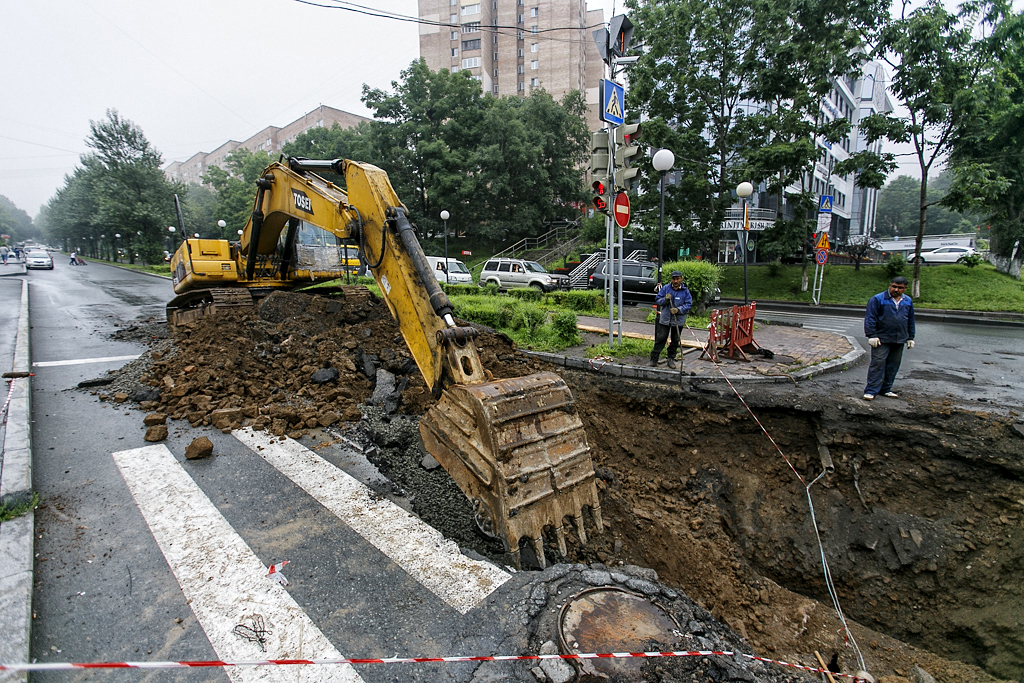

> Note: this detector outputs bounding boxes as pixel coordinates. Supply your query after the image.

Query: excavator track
[420,371,602,568]
[166,288,257,329]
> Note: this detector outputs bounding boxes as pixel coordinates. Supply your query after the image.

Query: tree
[626,0,758,259]
[943,10,1024,258]
[0,196,40,245]
[202,148,275,236]
[867,0,1001,297]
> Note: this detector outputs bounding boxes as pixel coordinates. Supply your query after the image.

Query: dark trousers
[651,319,682,361]
[865,342,905,395]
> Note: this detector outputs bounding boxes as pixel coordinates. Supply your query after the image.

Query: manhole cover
[558,587,680,680]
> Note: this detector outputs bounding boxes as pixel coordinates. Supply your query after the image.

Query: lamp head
[737,181,754,198]
[440,210,450,221]
[652,148,675,173]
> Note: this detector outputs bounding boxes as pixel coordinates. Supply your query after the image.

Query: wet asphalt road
[19,260,1024,680]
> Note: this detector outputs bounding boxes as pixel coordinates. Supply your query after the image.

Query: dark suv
[588,260,722,307]
[587,260,659,305]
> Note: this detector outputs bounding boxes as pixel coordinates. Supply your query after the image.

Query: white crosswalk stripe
[757,311,857,334]
[112,444,365,683]
[233,428,511,615]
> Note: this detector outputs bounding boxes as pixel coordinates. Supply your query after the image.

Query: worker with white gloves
[862,276,916,400]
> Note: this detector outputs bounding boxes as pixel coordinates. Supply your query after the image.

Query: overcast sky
[1,0,924,220]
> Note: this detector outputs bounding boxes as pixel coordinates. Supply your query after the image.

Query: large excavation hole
[560,373,1024,682]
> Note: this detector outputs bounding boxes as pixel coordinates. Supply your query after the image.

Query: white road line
[233,428,511,615]
[112,445,364,683]
[33,354,139,367]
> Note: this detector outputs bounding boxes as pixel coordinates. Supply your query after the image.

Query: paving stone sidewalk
[521,313,862,384]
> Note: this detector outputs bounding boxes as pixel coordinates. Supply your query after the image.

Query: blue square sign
[819,195,834,213]
[600,80,625,126]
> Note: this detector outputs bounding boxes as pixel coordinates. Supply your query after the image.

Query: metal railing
[724,207,777,221]
[489,225,579,264]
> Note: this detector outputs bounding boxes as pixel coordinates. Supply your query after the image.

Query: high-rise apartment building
[417,0,605,130]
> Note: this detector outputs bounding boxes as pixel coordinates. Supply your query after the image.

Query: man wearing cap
[650,271,692,369]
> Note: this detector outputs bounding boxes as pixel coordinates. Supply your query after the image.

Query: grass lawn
[80,257,171,276]
[719,263,1024,313]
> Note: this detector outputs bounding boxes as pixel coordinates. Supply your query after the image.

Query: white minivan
[425,256,473,284]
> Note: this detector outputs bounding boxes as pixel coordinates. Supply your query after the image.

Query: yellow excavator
[167,157,602,568]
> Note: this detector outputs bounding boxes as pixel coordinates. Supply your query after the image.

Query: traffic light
[608,14,634,58]
[589,131,609,181]
[614,123,642,191]
[592,180,608,214]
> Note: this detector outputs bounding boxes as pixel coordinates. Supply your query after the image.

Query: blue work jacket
[655,283,692,326]
[864,290,915,344]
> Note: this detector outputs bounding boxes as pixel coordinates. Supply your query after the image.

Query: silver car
[24,249,54,270]
[478,258,568,292]
[909,246,977,264]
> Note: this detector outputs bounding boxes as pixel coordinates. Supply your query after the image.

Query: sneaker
[862,394,874,401]
[667,358,677,369]
[883,392,899,398]
[649,359,658,367]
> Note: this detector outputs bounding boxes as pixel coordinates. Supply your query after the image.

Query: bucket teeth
[574,513,588,546]
[532,537,547,569]
[592,505,603,533]
[555,526,567,557]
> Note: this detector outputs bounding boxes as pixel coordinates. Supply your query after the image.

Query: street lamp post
[217,220,227,236]
[440,210,451,285]
[114,234,121,263]
[652,149,675,286]
[736,181,754,306]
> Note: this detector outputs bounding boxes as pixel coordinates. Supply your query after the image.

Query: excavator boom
[167,158,601,567]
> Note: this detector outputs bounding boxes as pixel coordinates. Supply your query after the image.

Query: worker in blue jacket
[863,275,915,400]
[649,271,692,369]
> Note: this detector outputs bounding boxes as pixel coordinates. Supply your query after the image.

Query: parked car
[588,260,722,307]
[908,246,977,264]
[24,248,54,270]
[425,256,473,285]
[478,258,568,292]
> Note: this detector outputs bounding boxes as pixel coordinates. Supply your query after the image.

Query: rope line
[683,321,866,671]
[0,649,871,679]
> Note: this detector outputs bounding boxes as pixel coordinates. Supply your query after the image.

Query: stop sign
[612,192,630,228]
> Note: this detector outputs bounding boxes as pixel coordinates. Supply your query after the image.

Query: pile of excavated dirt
[101,289,1023,683]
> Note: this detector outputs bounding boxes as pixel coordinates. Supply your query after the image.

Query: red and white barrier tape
[1,378,17,425]
[0,649,868,679]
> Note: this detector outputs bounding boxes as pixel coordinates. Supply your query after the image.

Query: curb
[76,258,172,281]
[521,336,864,387]
[721,299,1024,327]
[0,279,33,683]
[0,264,27,277]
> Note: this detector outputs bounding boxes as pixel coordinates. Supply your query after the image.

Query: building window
[494,68,498,77]
[494,85,499,94]
[493,51,498,60]
[451,48,459,56]
[463,22,480,33]
[518,64,524,74]
[530,7,538,16]
[517,30,523,39]
[462,39,480,51]
[518,81,525,91]
[531,42,538,52]
[450,31,458,40]
[531,25,538,33]
[517,13,524,22]
[531,77,539,86]
[493,33,498,44]
[531,60,538,69]
[461,4,480,16]
[452,65,460,72]
[450,13,457,23]
[518,47,524,57]
[462,56,481,68]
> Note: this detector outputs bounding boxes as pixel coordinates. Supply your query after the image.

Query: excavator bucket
[419,371,602,569]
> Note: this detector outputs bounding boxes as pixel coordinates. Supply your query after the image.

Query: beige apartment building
[417,0,605,131]
[165,105,368,186]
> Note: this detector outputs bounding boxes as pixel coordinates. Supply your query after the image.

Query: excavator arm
[178,158,601,568]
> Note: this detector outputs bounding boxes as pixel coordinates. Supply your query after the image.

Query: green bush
[663,259,722,297]
[508,287,543,302]
[546,289,605,313]
[884,253,908,279]
[441,283,481,296]
[767,260,783,277]
[957,253,984,268]
[511,306,546,337]
[551,311,581,345]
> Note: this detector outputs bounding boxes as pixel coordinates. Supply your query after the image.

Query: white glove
[670,307,680,315]
[868,337,881,348]
[906,340,915,349]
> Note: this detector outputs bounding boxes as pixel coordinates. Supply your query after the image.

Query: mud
[99,289,1024,683]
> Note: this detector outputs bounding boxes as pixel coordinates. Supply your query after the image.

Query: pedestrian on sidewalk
[70,251,77,265]
[863,275,915,401]
[650,271,692,369]
[0,244,8,265]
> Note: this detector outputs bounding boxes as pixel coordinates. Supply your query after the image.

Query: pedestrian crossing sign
[819,195,833,212]
[815,232,830,251]
[600,79,625,126]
